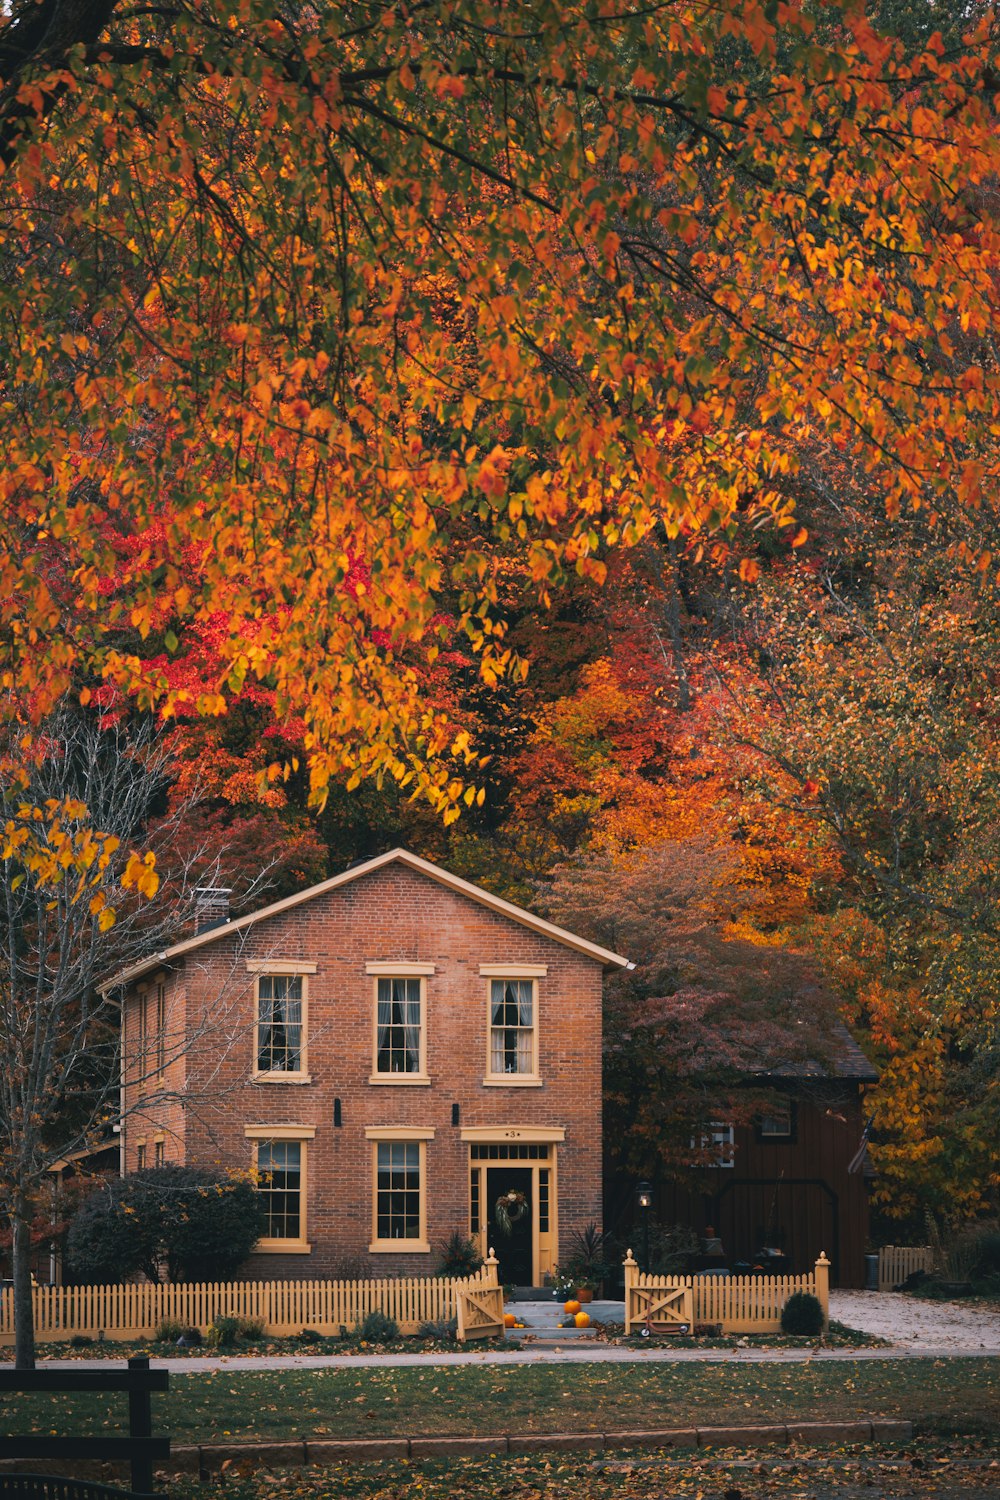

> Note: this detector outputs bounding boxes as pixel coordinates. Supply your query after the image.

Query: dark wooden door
[487,1167,534,1285]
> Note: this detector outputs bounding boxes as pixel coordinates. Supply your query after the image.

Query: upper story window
[366,963,434,1085]
[155,982,166,1077]
[481,966,545,1085]
[757,1100,796,1141]
[248,961,316,1083]
[376,978,422,1074]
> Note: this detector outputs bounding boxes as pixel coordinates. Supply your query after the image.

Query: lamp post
[636,1180,654,1271]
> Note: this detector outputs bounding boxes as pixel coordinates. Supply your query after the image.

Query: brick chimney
[194,887,231,934]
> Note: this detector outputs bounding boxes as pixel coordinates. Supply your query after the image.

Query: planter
[574,1288,594,1304]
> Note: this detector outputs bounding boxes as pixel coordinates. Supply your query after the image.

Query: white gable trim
[105,848,631,990]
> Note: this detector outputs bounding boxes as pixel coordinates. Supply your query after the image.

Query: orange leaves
[0,0,997,828]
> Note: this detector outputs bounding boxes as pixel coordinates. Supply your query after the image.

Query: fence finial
[624,1248,637,1265]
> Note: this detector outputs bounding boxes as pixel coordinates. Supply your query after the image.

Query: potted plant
[558,1222,614,1302]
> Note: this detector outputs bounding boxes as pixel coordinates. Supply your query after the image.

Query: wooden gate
[456,1283,505,1341]
[625,1280,693,1335]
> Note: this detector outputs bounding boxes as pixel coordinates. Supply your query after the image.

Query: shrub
[436,1231,483,1278]
[297,1327,325,1343]
[66,1165,264,1284]
[351,1309,398,1342]
[780,1291,824,1336]
[69,1334,94,1348]
[417,1317,457,1339]
[155,1319,185,1343]
[176,1327,203,1346]
[206,1316,241,1348]
[239,1317,266,1341]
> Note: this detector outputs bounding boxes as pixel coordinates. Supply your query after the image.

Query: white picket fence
[0,1260,499,1345]
[877,1244,934,1292]
[623,1249,830,1333]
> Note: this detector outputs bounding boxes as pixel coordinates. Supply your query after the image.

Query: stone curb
[168,1419,913,1474]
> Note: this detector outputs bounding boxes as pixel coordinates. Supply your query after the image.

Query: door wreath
[494,1189,528,1237]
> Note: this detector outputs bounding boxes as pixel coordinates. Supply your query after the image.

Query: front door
[487,1166,534,1285]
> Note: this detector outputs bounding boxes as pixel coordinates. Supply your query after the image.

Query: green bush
[436,1231,483,1278]
[206,1316,241,1348]
[154,1318,185,1343]
[66,1165,264,1284]
[780,1291,824,1336]
[417,1317,457,1339]
[239,1317,267,1341]
[351,1308,399,1342]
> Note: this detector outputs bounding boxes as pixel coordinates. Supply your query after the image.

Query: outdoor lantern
[636,1180,654,1269]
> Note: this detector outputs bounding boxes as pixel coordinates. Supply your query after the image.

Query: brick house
[112,849,629,1285]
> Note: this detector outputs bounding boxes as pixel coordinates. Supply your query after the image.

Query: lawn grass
[168,1443,1000,1500]
[2,1359,998,1442]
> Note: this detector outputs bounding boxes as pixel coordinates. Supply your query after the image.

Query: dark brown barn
[615,1031,877,1288]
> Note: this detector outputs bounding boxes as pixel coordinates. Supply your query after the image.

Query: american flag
[847,1116,874,1175]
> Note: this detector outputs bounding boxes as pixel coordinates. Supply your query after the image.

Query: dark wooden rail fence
[0,1357,169,1498]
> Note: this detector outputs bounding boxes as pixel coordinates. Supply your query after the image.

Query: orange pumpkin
[503,1312,517,1327]
[563,1299,581,1315]
[574,1311,591,1328]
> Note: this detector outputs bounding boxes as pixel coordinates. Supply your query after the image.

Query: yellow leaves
[123,850,159,900]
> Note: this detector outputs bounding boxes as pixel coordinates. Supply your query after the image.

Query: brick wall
[123,860,606,1278]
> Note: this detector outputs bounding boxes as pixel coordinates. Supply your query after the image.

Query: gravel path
[830,1289,1000,1352]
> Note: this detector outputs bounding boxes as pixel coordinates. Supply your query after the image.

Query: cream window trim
[246,960,317,974]
[252,972,310,1083]
[367,1075,431,1086]
[254,1073,314,1085]
[482,1078,544,1088]
[479,964,547,977]
[461,1126,565,1143]
[248,1130,313,1254]
[371,974,428,1082]
[485,976,540,1084]
[366,961,436,976]
[368,1135,430,1253]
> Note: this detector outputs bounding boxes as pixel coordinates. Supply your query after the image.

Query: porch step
[503,1297,625,1342]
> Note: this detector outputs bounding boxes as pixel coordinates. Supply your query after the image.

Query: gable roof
[106,847,632,990]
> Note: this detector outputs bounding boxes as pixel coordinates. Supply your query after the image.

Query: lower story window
[377,1142,420,1240]
[245,1126,314,1251]
[367,1129,432,1252]
[259,1140,302,1240]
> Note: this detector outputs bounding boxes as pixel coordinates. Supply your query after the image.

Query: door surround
[462,1126,564,1283]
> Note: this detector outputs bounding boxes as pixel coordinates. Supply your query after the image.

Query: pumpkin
[503,1312,517,1327]
[563,1299,581,1315]
[574,1311,591,1328]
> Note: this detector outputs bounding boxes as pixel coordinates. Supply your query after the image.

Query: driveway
[830,1289,1000,1353]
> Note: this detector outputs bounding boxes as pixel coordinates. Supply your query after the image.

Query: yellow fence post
[484,1247,500,1287]
[814,1252,831,1331]
[623,1250,639,1335]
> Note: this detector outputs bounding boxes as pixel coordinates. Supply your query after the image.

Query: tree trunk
[11,1200,36,1370]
